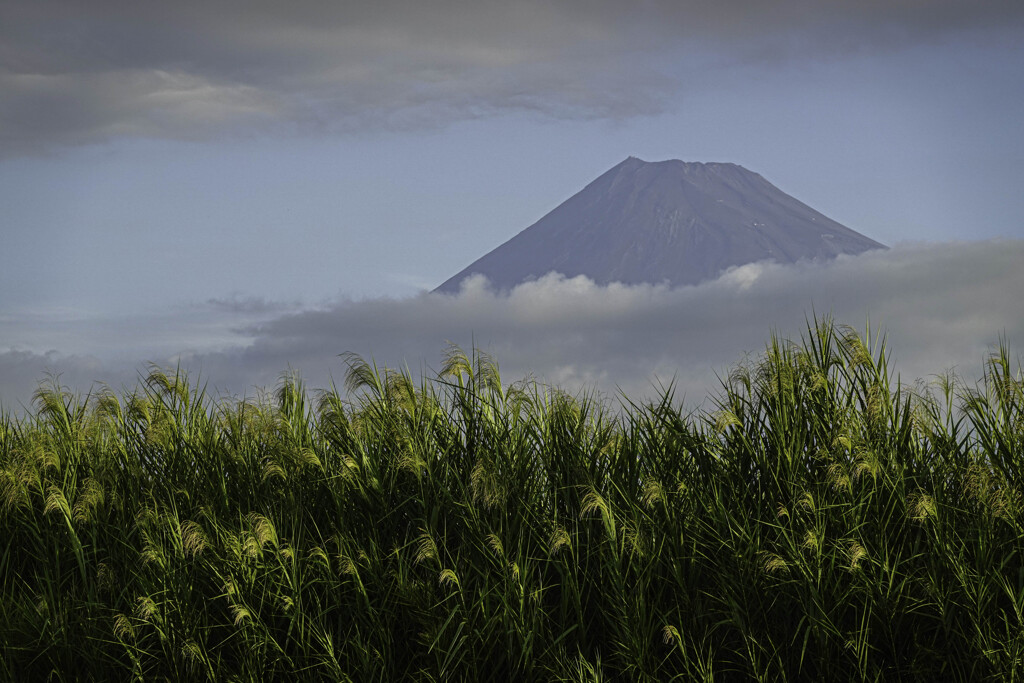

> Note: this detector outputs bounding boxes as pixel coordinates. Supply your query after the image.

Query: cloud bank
[3,240,1022,412]
[3,0,1022,155]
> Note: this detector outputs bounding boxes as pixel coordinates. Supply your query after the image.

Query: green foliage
[1,319,1022,681]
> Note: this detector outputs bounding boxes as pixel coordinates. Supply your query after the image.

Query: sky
[2,0,1023,409]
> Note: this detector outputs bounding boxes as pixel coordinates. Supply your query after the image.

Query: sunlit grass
[1,318,1022,681]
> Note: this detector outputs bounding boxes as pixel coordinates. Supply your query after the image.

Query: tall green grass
[1,319,1022,681]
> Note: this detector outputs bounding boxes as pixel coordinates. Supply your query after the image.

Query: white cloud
[4,240,1021,412]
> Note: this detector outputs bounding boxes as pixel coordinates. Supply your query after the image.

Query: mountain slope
[435,157,886,293]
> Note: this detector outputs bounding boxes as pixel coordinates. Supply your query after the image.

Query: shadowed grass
[1,318,1021,681]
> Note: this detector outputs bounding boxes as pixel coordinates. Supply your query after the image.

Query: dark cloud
[203,295,303,315]
[0,349,114,413]
[5,241,1020,412]
[3,0,1021,155]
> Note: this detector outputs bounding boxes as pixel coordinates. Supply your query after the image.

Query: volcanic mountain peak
[435,157,886,293]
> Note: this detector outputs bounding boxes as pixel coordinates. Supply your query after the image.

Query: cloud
[204,295,303,315]
[3,0,1021,155]
[5,240,1019,412]
[0,349,114,412]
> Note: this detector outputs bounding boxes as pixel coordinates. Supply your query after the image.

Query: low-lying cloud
[3,240,1022,412]
[3,0,1022,155]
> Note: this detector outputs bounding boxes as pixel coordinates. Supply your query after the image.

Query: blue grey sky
[2,0,1023,406]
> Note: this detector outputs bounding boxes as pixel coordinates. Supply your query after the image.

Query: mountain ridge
[435,157,886,293]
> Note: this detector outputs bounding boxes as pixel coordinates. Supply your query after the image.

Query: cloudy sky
[2,0,1023,409]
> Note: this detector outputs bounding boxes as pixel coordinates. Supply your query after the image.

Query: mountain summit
[435,157,886,293]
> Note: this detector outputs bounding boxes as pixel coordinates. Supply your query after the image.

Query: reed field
[1,319,1022,681]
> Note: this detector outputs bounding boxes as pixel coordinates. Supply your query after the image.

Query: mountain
[434,157,886,293]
